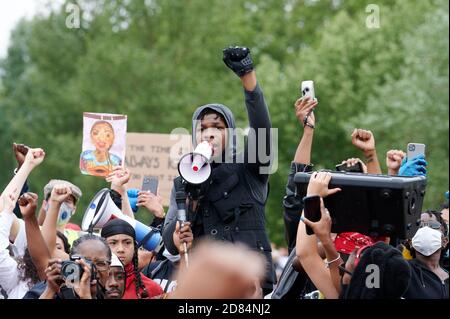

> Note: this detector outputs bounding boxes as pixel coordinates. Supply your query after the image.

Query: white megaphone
[178,141,213,184]
[81,188,163,252]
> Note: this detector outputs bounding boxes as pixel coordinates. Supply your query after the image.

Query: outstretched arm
[106,167,134,219]
[293,97,317,165]
[351,129,382,174]
[0,148,45,213]
[283,96,317,251]
[42,184,72,257]
[19,193,51,280]
[223,46,272,180]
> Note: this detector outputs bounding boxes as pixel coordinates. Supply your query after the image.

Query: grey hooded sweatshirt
[162,82,275,293]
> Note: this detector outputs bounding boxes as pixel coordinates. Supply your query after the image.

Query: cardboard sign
[80,113,127,177]
[125,133,192,206]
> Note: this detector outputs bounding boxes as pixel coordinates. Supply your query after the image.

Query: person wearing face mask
[38,180,82,246]
[403,223,449,299]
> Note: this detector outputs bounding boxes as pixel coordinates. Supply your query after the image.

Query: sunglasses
[419,220,442,230]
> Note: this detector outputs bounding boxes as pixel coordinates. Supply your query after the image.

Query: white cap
[412,226,442,256]
[111,253,124,269]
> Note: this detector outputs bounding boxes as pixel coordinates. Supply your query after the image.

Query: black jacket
[162,83,275,293]
[282,162,313,253]
[403,258,449,299]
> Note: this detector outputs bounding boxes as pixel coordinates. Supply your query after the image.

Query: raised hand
[49,184,73,204]
[106,166,131,188]
[24,148,46,169]
[223,46,254,77]
[301,198,332,241]
[18,192,39,219]
[399,154,428,177]
[295,96,317,129]
[307,172,341,198]
[351,129,376,153]
[137,191,165,218]
[386,150,406,175]
[13,143,29,170]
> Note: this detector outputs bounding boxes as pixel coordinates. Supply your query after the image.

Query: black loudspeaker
[294,171,427,239]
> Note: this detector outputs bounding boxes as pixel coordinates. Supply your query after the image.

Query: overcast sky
[0,0,65,58]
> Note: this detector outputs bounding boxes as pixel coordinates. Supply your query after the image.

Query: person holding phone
[399,143,428,177]
[137,177,165,220]
[282,94,318,252]
[385,146,427,177]
[295,172,342,299]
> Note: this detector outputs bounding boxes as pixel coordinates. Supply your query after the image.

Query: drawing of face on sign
[80,113,127,177]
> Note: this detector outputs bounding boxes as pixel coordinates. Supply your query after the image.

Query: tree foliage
[0,0,448,245]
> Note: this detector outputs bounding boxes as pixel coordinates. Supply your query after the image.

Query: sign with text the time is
[125,133,191,206]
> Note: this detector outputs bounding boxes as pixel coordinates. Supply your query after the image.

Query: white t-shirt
[0,211,31,299]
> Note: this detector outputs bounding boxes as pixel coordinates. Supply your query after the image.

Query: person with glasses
[39,234,112,299]
[402,211,449,299]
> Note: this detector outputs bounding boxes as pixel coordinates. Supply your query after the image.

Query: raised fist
[223,46,254,77]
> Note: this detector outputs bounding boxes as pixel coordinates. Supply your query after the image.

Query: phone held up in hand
[407,143,426,160]
[303,195,321,236]
[142,175,158,195]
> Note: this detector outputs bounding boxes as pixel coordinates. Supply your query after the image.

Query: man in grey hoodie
[162,46,275,295]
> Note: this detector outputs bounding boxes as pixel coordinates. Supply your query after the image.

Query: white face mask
[412,226,442,257]
[56,202,75,227]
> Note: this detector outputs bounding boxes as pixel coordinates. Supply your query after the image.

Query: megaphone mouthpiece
[178,141,212,185]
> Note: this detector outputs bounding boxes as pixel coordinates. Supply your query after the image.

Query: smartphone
[407,143,426,160]
[301,80,315,100]
[303,195,321,235]
[335,162,363,173]
[142,176,158,194]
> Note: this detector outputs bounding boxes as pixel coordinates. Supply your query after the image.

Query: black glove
[223,46,254,77]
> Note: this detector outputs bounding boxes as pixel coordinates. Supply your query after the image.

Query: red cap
[334,232,375,255]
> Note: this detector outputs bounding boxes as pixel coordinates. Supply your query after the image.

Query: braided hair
[133,243,148,299]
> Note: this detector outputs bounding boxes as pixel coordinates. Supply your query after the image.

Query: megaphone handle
[183,243,189,268]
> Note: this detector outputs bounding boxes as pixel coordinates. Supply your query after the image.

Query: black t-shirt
[142,260,178,293]
[403,259,449,299]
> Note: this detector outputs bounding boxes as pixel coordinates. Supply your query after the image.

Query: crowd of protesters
[0,46,448,299]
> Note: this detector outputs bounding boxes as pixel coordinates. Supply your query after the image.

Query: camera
[61,255,96,283]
